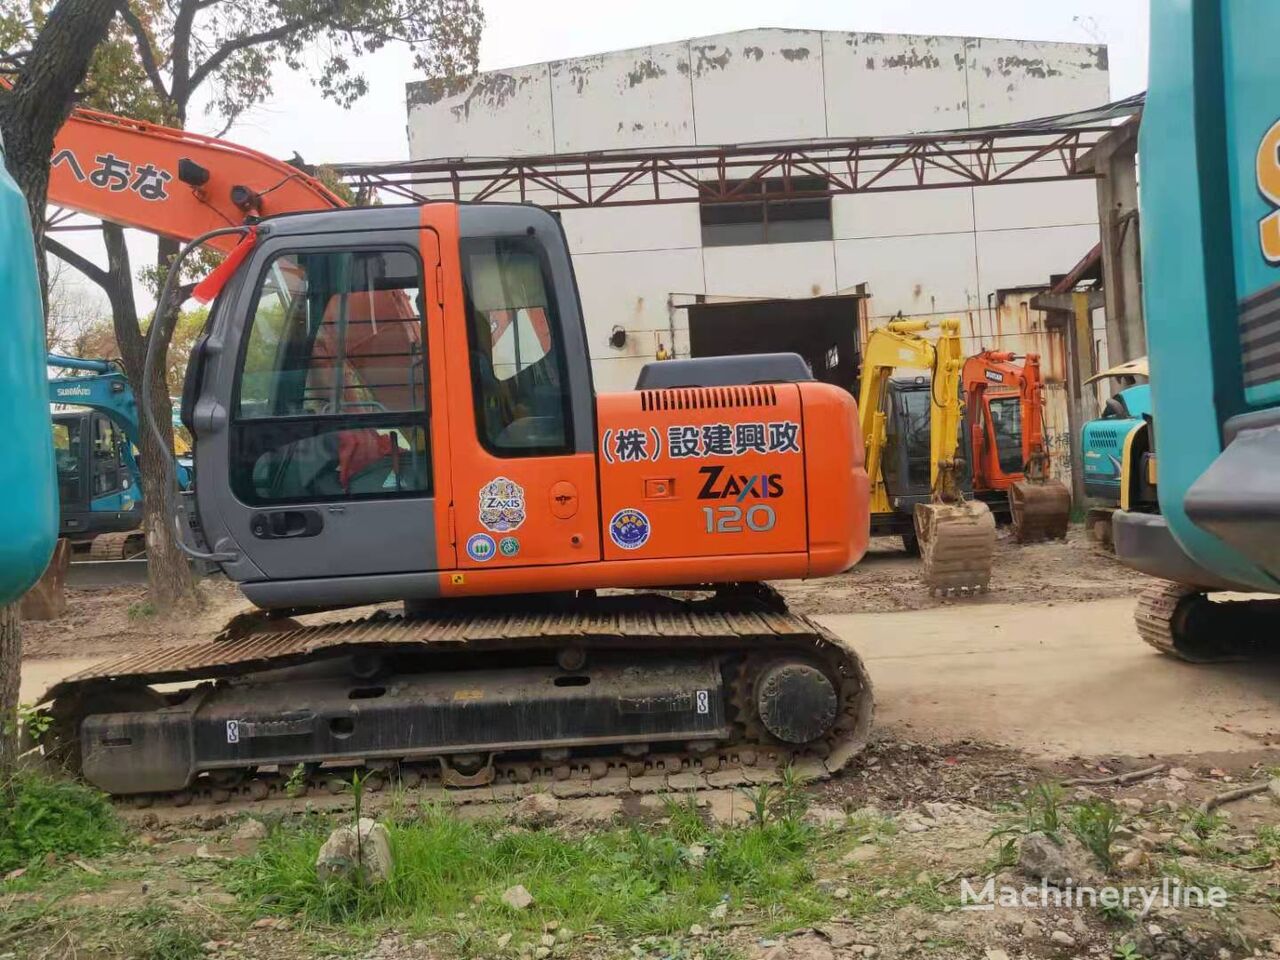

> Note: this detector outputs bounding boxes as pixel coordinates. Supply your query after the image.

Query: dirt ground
[779,528,1150,615]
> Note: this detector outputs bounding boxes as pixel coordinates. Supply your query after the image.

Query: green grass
[121,904,205,960]
[0,771,121,873]
[1070,799,1123,873]
[231,802,835,943]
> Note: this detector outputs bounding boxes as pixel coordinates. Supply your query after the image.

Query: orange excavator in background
[961,350,1071,542]
[31,102,876,802]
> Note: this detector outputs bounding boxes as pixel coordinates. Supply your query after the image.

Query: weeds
[1179,806,1225,841]
[127,600,156,619]
[1071,799,1123,873]
[1112,942,1145,960]
[0,772,120,873]
[232,802,827,939]
[988,780,1066,852]
[122,903,205,960]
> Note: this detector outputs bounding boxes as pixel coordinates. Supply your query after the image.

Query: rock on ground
[1018,831,1095,887]
[315,818,394,885]
[513,792,560,828]
[501,884,535,910]
[233,818,268,840]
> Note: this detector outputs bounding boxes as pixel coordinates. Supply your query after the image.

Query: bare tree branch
[117,0,170,101]
[44,235,110,288]
[187,18,309,94]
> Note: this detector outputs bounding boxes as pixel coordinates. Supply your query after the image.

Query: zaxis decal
[696,466,784,501]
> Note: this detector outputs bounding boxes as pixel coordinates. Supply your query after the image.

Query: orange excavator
[961,350,1071,542]
[32,104,876,801]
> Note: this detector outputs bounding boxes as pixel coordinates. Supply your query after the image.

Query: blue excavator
[47,353,192,559]
[1112,0,1280,659]
[1079,356,1150,549]
[0,132,57,605]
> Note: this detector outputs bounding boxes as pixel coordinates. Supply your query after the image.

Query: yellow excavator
[859,319,996,594]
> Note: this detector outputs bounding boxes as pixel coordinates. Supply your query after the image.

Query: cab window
[988,395,1024,475]
[230,248,432,505]
[461,237,571,455]
[53,421,82,502]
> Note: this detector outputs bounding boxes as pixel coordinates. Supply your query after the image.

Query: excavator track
[913,500,996,596]
[88,531,145,561]
[34,596,874,807]
[1135,580,1280,662]
[1008,480,1071,543]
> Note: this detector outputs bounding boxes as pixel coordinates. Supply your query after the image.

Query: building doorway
[686,293,865,394]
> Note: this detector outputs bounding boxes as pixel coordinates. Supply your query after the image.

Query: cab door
[430,204,601,571]
[192,212,450,593]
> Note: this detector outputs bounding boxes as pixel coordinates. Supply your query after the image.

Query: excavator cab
[182,205,599,604]
[51,410,142,547]
[880,376,973,551]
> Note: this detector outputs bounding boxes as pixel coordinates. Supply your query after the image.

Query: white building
[405,29,1110,395]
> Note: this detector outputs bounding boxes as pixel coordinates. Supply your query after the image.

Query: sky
[53,0,1151,317]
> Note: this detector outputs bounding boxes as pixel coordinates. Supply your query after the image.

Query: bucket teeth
[1008,480,1071,543]
[914,501,996,596]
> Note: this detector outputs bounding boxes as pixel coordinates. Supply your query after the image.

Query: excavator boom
[48,105,343,250]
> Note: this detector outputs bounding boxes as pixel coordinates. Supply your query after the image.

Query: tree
[0,0,119,772]
[5,0,483,612]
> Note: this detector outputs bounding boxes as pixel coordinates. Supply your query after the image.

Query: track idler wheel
[914,500,996,596]
[754,662,839,745]
[1009,480,1071,543]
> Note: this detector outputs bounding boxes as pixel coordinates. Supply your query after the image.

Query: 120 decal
[702,504,776,533]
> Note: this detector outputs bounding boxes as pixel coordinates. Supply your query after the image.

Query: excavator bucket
[913,500,996,595]
[1008,479,1071,543]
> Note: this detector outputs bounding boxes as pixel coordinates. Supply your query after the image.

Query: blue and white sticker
[609,508,652,550]
[466,532,497,562]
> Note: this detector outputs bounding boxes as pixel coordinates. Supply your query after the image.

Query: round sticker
[498,536,520,558]
[609,508,652,550]
[465,532,496,562]
[478,476,526,532]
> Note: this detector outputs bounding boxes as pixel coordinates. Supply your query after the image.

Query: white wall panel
[975,224,1100,294]
[972,180,1097,232]
[965,39,1111,126]
[559,205,702,255]
[836,233,978,318]
[833,188,975,241]
[822,33,968,136]
[572,247,705,361]
[550,44,696,152]
[702,242,837,300]
[690,30,827,144]
[406,65,553,158]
